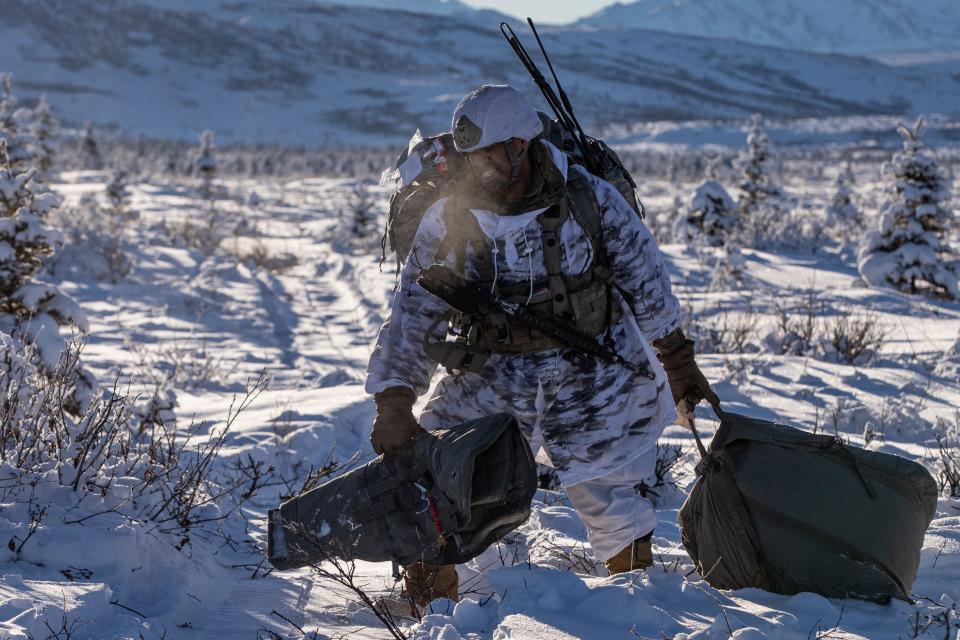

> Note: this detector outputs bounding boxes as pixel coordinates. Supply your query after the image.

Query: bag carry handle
[678,397,723,460]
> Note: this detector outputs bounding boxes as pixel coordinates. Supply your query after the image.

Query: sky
[460,0,616,24]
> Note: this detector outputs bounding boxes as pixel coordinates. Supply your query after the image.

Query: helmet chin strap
[502,140,527,185]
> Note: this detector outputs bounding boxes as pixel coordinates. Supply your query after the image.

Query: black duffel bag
[268,413,537,569]
[679,411,938,603]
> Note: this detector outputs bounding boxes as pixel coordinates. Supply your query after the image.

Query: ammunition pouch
[424,313,491,373]
[478,269,621,355]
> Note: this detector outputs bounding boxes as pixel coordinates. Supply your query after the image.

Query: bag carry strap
[683,398,723,461]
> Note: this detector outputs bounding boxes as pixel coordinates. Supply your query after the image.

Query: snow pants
[563,449,658,561]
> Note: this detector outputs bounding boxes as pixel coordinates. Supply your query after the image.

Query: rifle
[418,264,656,380]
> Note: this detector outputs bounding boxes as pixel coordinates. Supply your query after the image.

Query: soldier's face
[465,138,528,190]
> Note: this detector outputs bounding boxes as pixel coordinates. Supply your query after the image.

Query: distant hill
[135,0,511,19]
[577,0,960,55]
[1,0,958,145]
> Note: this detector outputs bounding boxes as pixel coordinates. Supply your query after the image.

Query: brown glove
[655,330,721,417]
[371,387,426,455]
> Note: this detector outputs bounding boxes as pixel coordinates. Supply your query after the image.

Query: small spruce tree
[349,185,376,237]
[0,73,37,175]
[105,170,137,224]
[0,140,95,409]
[196,130,217,203]
[29,95,59,179]
[858,118,957,299]
[825,162,862,250]
[81,121,104,171]
[0,74,15,158]
[738,115,782,207]
[737,114,783,242]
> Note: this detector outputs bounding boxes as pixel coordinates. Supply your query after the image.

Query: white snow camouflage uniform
[365,140,682,558]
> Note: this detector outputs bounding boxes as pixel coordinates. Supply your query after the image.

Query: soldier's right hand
[371,386,426,455]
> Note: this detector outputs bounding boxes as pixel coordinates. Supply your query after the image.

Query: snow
[0,157,953,639]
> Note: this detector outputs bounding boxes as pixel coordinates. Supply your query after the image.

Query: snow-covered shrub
[636,443,685,507]
[936,331,960,376]
[766,289,823,356]
[0,330,38,415]
[707,241,747,291]
[0,141,95,411]
[132,387,178,435]
[675,157,737,246]
[686,303,758,354]
[934,411,960,498]
[49,192,132,283]
[167,216,225,255]
[823,307,887,364]
[858,118,957,299]
[646,196,681,245]
[128,334,233,392]
[855,391,931,443]
[767,293,884,364]
[0,335,271,555]
[679,180,737,246]
[0,78,58,182]
[232,240,300,274]
[815,397,873,439]
[162,132,229,255]
[903,596,960,640]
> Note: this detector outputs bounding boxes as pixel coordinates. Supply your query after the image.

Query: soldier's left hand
[658,338,721,418]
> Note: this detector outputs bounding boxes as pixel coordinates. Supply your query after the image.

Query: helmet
[451,84,543,153]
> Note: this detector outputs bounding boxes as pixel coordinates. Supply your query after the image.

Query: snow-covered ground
[1,164,959,640]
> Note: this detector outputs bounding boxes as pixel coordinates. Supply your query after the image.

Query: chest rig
[424,170,622,372]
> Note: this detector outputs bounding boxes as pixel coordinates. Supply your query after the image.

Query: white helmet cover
[451,84,543,153]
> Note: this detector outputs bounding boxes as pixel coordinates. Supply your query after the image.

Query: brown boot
[403,563,459,607]
[604,532,654,575]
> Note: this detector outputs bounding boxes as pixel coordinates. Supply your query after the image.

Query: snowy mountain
[1,0,958,145]
[577,0,960,56]
[135,0,511,19]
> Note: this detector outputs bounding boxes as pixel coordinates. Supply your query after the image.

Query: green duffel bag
[679,411,938,603]
[268,413,537,570]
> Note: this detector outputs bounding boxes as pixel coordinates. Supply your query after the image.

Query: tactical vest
[424,169,622,371]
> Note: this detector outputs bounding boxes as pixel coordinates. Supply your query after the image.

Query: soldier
[365,84,718,606]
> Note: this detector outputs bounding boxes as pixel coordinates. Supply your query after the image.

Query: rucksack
[679,412,938,603]
[267,413,537,569]
[380,113,642,266]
